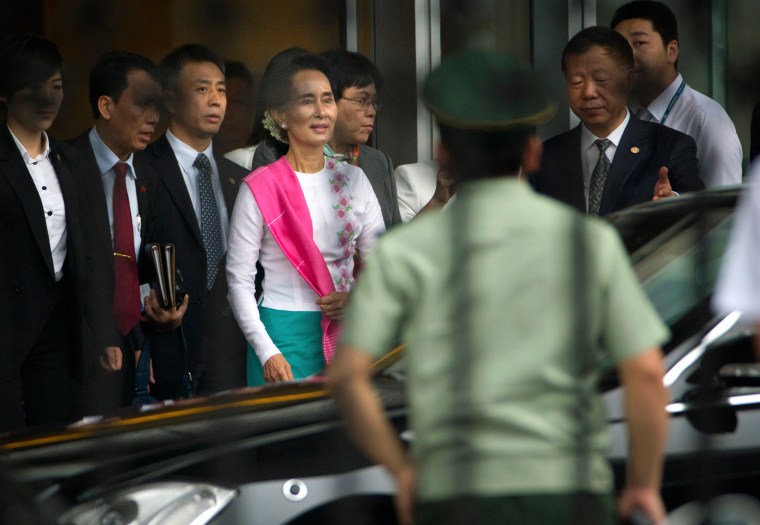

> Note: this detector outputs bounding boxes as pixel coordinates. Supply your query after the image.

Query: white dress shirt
[395,159,439,223]
[226,162,385,365]
[580,110,630,210]
[224,144,259,171]
[89,127,141,258]
[713,161,760,319]
[166,130,230,252]
[9,126,67,281]
[635,73,742,187]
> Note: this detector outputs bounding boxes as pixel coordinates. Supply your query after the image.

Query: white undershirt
[580,110,630,210]
[227,161,385,365]
[8,126,67,281]
[166,129,230,251]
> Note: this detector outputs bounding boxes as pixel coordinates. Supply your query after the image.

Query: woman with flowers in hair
[226,53,384,386]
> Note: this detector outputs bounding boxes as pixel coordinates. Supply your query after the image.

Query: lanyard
[659,79,686,126]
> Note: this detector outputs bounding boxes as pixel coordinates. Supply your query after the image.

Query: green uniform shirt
[341,178,669,500]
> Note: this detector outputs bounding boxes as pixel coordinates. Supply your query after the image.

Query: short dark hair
[319,50,383,100]
[89,51,158,119]
[159,44,225,94]
[439,124,533,179]
[561,26,634,74]
[610,1,679,46]
[0,35,64,101]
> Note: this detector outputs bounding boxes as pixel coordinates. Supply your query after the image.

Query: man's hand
[99,346,123,372]
[652,166,676,200]
[418,169,456,216]
[618,487,666,525]
[316,291,349,320]
[432,169,456,205]
[142,289,189,332]
[263,354,294,383]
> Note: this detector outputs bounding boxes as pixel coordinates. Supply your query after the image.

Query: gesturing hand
[652,166,675,201]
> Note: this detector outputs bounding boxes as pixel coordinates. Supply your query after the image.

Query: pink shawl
[244,157,340,362]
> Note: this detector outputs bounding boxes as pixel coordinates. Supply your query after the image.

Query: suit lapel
[0,127,55,276]
[72,133,114,254]
[563,126,586,212]
[600,117,648,216]
[150,135,204,246]
[216,156,244,219]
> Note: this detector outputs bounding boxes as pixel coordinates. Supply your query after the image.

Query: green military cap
[423,51,555,130]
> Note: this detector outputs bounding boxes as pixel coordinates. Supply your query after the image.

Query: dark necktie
[112,162,141,335]
[194,153,223,290]
[588,138,611,216]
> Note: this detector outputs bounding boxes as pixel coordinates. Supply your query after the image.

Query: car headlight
[58,481,237,525]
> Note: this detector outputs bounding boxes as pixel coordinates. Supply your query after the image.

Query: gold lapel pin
[228,177,236,185]
[630,147,640,154]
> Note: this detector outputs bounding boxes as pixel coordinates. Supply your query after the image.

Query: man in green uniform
[328,51,669,525]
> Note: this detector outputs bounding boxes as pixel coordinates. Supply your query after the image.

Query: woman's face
[6,70,64,134]
[274,69,337,149]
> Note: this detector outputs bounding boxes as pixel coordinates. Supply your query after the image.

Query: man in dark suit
[70,52,188,414]
[530,26,703,215]
[136,44,247,400]
[0,36,120,432]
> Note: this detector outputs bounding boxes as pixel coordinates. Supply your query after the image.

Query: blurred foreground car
[3,185,760,524]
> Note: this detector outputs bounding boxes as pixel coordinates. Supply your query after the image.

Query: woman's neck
[328,139,353,156]
[286,143,325,173]
[7,119,45,157]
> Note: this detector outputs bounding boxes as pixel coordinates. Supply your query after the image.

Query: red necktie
[112,162,141,335]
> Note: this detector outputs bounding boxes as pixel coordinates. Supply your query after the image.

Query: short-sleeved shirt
[341,178,669,500]
[636,74,742,187]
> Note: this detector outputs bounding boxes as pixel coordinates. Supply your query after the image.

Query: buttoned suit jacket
[0,125,118,384]
[530,116,704,215]
[135,134,247,398]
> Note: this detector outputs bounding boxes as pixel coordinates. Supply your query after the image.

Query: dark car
[3,186,760,524]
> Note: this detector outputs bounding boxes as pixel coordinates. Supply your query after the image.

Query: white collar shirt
[166,129,229,252]
[8,126,67,281]
[636,73,742,187]
[89,127,141,259]
[580,110,630,210]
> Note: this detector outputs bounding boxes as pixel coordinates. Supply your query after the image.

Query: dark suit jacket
[69,130,158,332]
[252,141,401,229]
[69,131,162,411]
[135,134,247,399]
[0,125,118,382]
[530,116,704,215]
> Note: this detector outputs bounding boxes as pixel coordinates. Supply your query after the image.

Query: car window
[630,210,733,327]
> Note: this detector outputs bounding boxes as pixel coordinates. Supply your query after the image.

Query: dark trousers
[0,281,74,433]
[415,492,617,525]
[75,331,138,418]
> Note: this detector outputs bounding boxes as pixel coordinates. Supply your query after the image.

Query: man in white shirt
[612,0,743,187]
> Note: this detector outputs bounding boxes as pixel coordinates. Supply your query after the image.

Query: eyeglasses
[342,96,381,112]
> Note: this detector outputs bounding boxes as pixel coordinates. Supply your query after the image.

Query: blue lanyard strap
[659,79,686,126]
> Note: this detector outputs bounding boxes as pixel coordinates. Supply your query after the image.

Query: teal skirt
[247,306,325,386]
